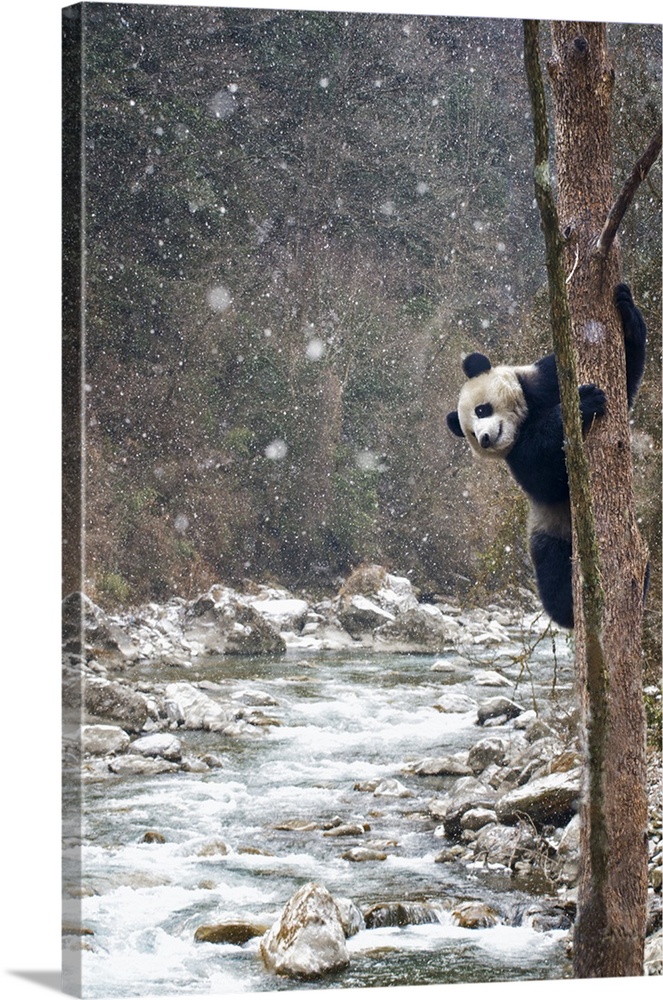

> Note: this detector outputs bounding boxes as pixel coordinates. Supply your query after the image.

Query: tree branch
[595,123,662,258]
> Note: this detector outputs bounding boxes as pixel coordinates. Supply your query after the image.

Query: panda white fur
[446,283,647,629]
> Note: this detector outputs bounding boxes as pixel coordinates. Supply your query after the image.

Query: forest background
[0,2,660,1000]
[71,3,662,690]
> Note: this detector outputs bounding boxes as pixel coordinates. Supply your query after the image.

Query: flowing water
[66,637,575,997]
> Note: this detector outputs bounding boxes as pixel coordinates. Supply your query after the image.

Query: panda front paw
[579,383,606,422]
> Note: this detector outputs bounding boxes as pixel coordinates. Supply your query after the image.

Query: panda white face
[455,365,530,460]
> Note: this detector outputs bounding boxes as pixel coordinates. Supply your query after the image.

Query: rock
[460,808,498,832]
[408,754,472,777]
[522,717,555,740]
[337,595,395,637]
[142,831,166,843]
[451,901,501,928]
[108,755,179,775]
[181,756,210,772]
[647,893,662,936]
[467,736,510,773]
[363,902,439,928]
[84,679,149,732]
[197,840,229,857]
[477,697,525,726]
[496,767,582,827]
[334,897,365,937]
[273,819,318,832]
[430,657,470,674]
[342,847,388,862]
[80,724,130,756]
[163,682,233,731]
[195,921,269,945]
[62,592,135,658]
[323,823,367,838]
[644,928,663,975]
[129,734,182,761]
[248,597,309,634]
[259,882,349,979]
[474,670,513,687]
[373,606,448,653]
[509,901,572,931]
[440,778,498,840]
[499,736,565,787]
[183,590,286,656]
[433,693,477,713]
[472,822,539,868]
[231,690,280,707]
[338,563,389,599]
[555,814,580,884]
[226,605,287,655]
[373,778,414,798]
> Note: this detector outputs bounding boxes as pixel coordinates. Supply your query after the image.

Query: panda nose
[480,433,491,449]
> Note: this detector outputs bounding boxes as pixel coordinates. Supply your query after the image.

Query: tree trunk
[546,22,649,977]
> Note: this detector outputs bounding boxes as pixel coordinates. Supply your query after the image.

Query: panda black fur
[446,283,647,629]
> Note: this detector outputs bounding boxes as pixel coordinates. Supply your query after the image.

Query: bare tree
[524,20,660,977]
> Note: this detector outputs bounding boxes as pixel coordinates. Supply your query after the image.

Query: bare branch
[595,123,662,258]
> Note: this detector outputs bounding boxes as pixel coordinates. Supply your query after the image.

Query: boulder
[363,901,439,929]
[373,606,448,653]
[108,755,179,775]
[509,901,572,931]
[408,754,472,777]
[433,692,477,713]
[477,697,525,726]
[260,882,349,979]
[142,831,166,843]
[247,596,309,634]
[163,682,234,731]
[129,734,182,761]
[183,591,286,656]
[80,724,130,756]
[644,928,663,976]
[62,592,135,658]
[472,821,539,867]
[226,605,287,655]
[440,778,498,840]
[84,679,149,732]
[195,921,269,945]
[555,813,581,884]
[333,897,365,937]
[323,823,367,838]
[342,847,388,862]
[337,595,395,637]
[451,901,501,928]
[372,778,414,798]
[474,670,513,687]
[467,736,510,773]
[460,808,498,832]
[496,768,582,827]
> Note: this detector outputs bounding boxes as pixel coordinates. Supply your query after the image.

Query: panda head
[446,352,529,460]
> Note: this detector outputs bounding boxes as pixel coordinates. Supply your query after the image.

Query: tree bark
[529,21,650,977]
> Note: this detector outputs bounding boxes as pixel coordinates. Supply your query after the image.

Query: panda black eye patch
[474,404,493,418]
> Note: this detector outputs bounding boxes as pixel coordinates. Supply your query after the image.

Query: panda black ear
[463,352,491,378]
[446,411,465,438]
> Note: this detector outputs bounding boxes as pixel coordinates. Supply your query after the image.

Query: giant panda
[446,283,647,629]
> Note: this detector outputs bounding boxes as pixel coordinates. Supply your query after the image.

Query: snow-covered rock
[260,882,349,979]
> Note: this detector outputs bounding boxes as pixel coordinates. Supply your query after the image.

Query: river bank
[62,567,662,992]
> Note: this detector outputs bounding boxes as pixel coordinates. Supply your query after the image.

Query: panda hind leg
[529,529,574,629]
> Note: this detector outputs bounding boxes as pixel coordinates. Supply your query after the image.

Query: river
[66,635,575,997]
